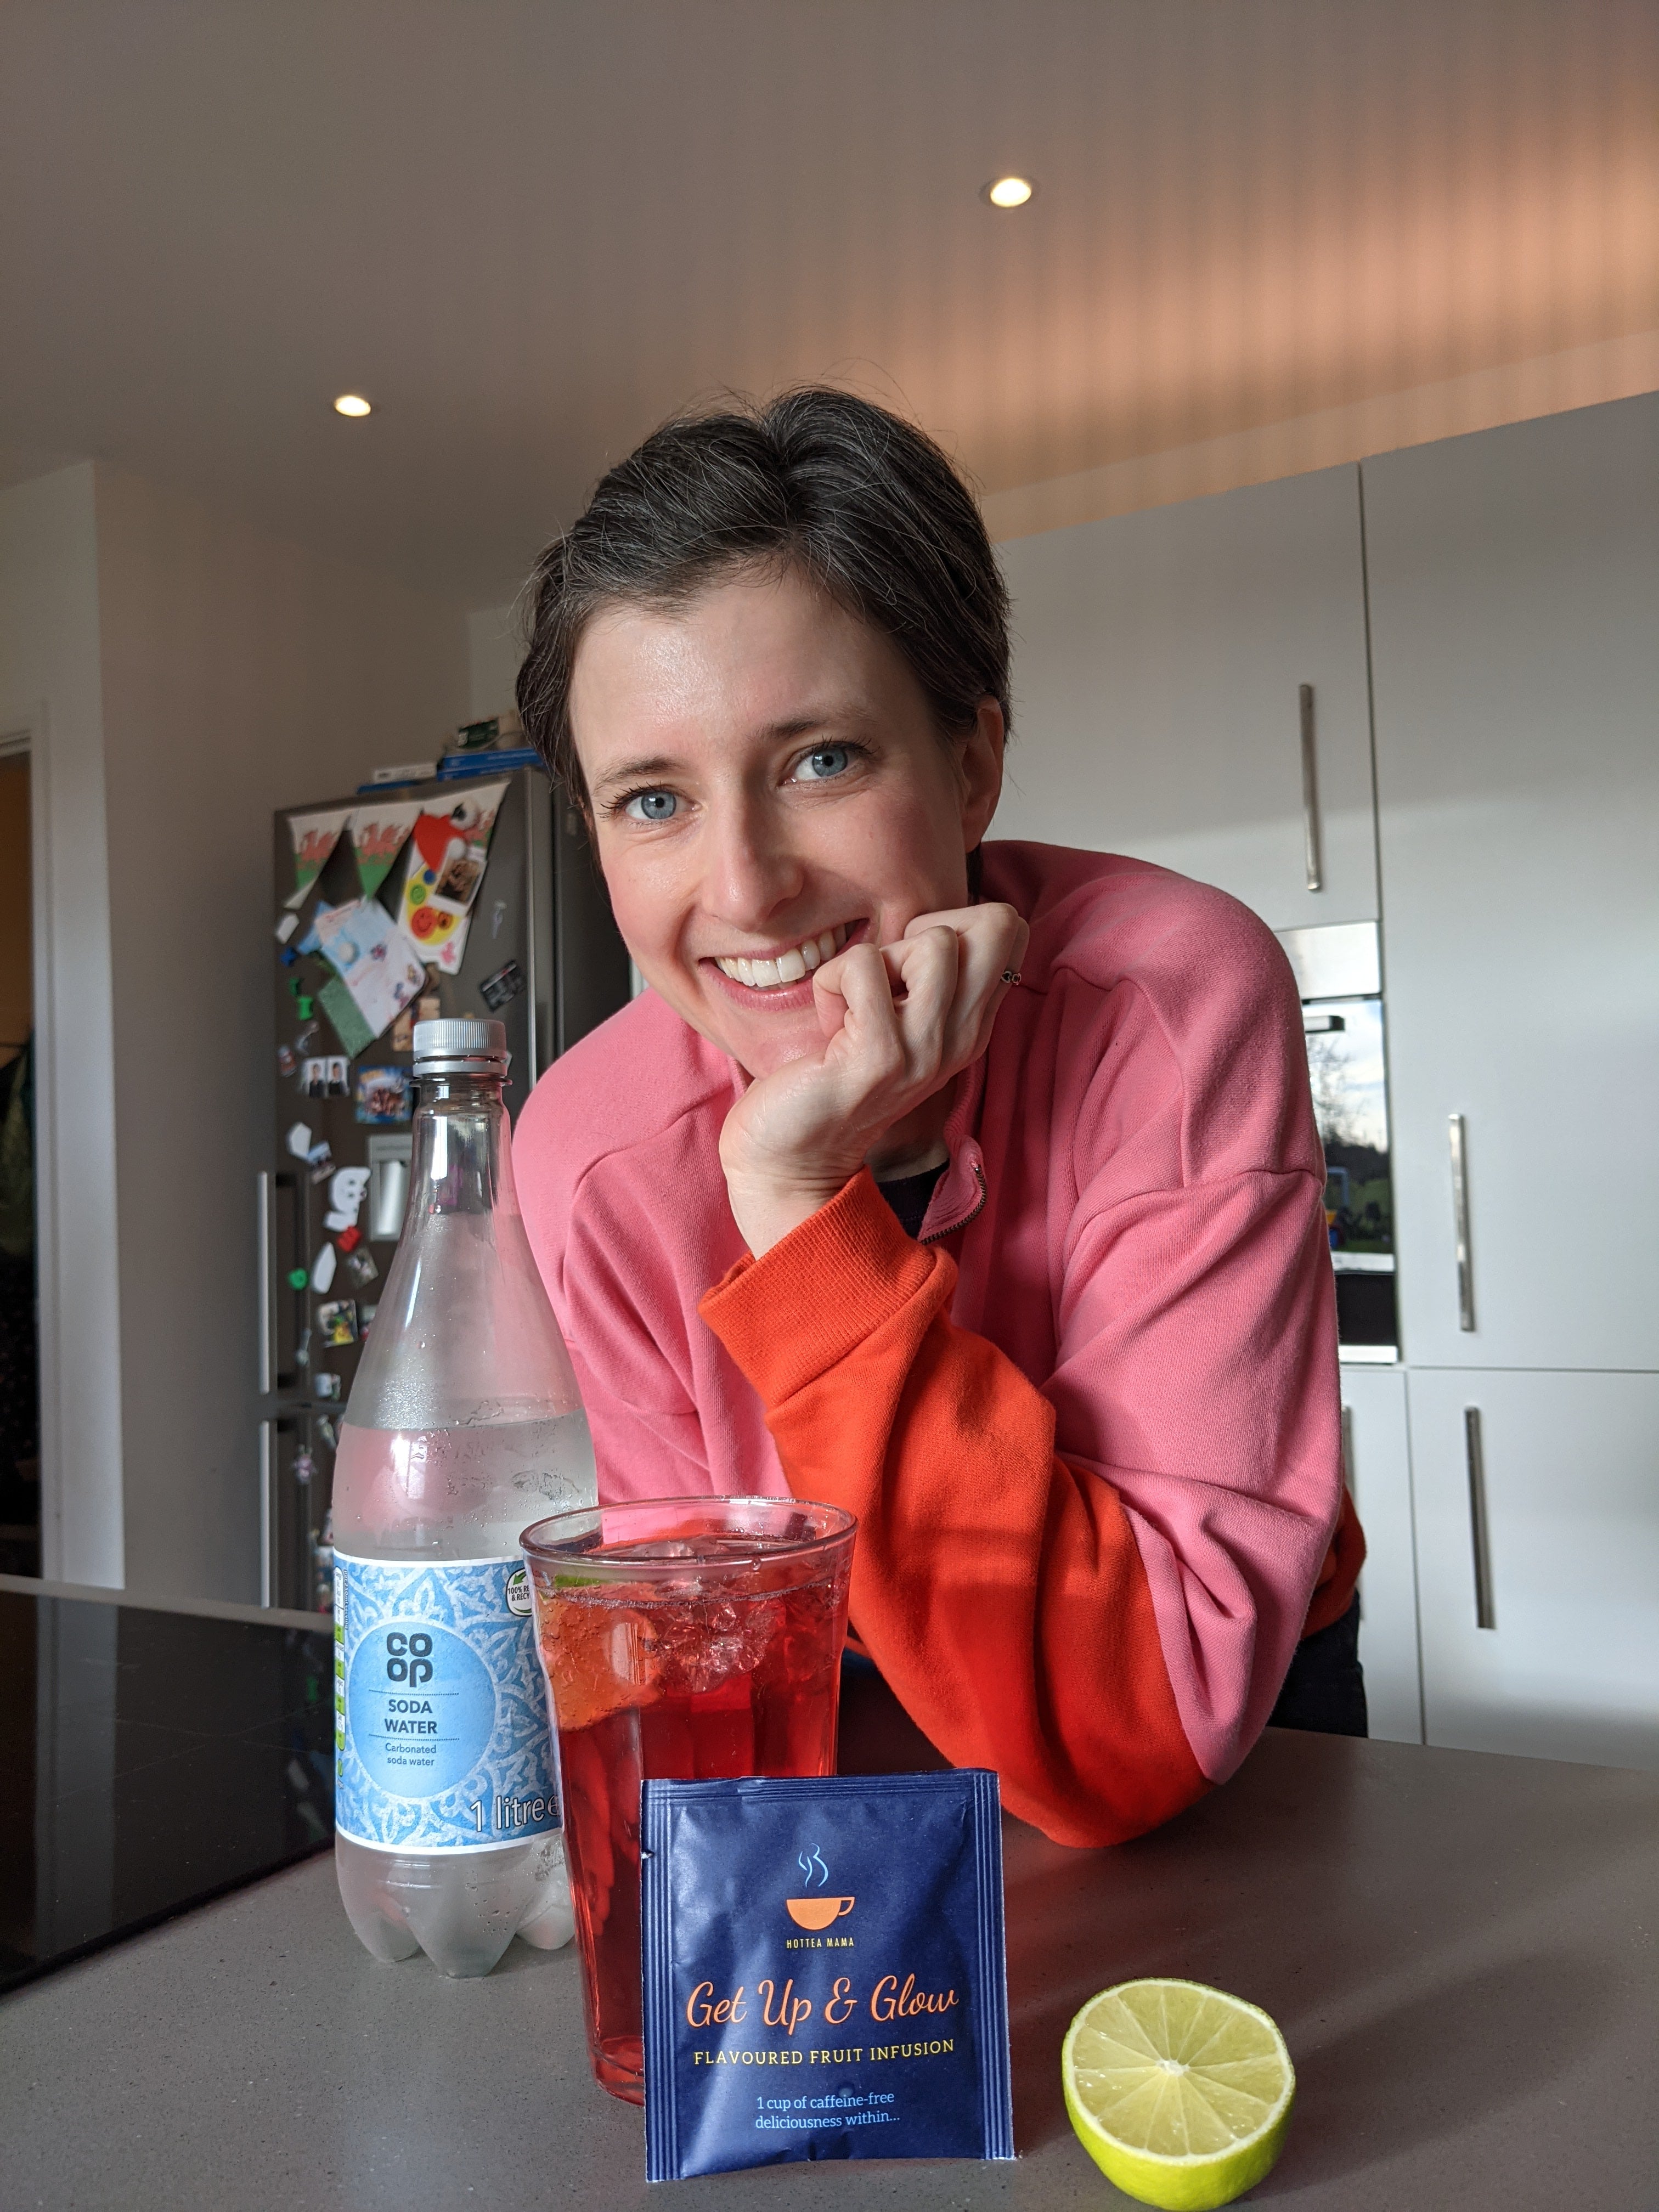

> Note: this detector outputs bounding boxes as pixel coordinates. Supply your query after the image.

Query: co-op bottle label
[333,1554,558,1852]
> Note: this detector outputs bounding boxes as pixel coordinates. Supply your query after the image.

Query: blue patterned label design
[333,1554,559,1852]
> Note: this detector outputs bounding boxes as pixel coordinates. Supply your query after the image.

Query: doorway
[0,740,38,1574]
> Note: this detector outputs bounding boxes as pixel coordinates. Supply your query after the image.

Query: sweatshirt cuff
[699,1169,945,1406]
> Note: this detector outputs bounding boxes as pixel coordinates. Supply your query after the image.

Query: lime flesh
[1062,1978,1295,2210]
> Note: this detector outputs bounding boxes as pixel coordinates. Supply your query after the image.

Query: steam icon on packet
[640,1770,1014,2180]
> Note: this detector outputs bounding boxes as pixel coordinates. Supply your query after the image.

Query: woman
[513,389,1364,1850]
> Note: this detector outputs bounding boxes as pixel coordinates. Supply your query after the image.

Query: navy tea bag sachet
[640,1770,1014,2181]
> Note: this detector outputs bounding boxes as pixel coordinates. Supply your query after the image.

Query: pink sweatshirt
[516,843,1356,1843]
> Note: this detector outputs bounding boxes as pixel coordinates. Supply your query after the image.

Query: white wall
[89,469,469,1601]
[467,602,524,724]
[0,465,125,1587]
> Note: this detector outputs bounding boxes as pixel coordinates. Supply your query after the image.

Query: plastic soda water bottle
[331,1017,597,1976]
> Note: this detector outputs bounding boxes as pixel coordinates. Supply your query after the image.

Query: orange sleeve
[699,1171,1209,1849]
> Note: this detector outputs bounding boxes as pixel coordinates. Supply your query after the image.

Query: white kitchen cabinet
[1364,394,1659,1371]
[1342,1365,1421,1745]
[996,465,1377,931]
[1406,1368,1659,1770]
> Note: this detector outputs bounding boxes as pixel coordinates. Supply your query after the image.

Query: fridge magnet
[314,1372,342,1402]
[359,1303,378,1333]
[283,806,353,910]
[295,1323,311,1367]
[390,1006,415,1054]
[276,1043,297,1079]
[301,1056,345,1098]
[294,1448,314,1486]
[274,912,300,945]
[295,1023,319,1056]
[286,1121,318,1161]
[319,972,375,1058]
[354,1065,414,1125]
[394,781,509,975]
[325,1166,370,1232]
[315,1414,339,1451]
[295,921,321,957]
[343,1245,379,1289]
[479,959,525,1012]
[280,946,298,967]
[337,1225,363,1254]
[311,1242,338,1295]
[317,1299,358,1348]
[315,896,427,1045]
[347,797,426,899]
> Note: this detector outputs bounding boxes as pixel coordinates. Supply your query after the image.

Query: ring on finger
[1001,968,1022,986]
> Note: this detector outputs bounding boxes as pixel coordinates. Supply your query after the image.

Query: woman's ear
[959,697,1006,850]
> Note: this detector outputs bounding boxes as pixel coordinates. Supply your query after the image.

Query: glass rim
[518,1493,856,1578]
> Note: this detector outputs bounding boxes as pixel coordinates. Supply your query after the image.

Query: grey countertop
[2,1701,1656,2211]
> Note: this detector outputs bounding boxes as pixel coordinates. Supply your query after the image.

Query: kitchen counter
[2,1648,1655,2208]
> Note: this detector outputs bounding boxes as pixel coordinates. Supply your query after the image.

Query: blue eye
[795,746,851,782]
[624,789,678,822]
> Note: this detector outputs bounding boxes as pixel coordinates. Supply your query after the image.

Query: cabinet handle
[1299,683,1324,892]
[1464,1407,1496,1629]
[1448,1113,1475,1331]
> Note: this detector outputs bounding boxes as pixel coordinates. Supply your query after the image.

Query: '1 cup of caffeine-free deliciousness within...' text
[520,1498,856,2103]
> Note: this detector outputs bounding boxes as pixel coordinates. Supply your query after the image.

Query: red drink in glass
[520,1499,855,2104]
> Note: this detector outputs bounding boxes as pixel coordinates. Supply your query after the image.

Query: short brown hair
[515,388,1010,803]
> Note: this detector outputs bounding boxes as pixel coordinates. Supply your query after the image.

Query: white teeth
[715,924,857,990]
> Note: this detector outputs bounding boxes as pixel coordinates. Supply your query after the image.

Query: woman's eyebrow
[592,712,863,799]
[591,753,679,797]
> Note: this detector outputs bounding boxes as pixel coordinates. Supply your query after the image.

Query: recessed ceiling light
[983,176,1035,209]
[333,393,373,417]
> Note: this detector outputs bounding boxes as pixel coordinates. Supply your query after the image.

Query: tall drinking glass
[520,1497,856,2103]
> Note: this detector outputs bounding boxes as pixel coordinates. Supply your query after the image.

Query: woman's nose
[702,801,805,930]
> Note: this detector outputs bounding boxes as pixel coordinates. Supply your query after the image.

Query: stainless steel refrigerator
[258,763,629,1612]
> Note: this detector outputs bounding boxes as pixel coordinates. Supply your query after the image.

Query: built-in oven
[1276,922,1398,1363]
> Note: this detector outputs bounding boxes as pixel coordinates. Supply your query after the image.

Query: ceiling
[2,0,1654,608]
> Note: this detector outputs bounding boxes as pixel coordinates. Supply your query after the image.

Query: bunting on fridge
[393,779,509,975]
[283,807,354,910]
[348,797,427,899]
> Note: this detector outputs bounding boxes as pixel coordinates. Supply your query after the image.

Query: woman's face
[568,565,1005,1076]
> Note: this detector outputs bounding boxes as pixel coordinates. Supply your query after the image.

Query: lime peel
[1062,1978,1295,2210]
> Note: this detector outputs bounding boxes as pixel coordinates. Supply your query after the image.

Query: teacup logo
[786,1844,854,1929]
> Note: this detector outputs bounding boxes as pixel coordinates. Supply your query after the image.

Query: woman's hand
[719,900,1029,1255]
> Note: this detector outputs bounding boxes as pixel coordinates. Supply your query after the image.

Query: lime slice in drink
[1061,1979,1295,2210]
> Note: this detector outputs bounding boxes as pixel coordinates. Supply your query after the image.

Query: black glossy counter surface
[2,1662,1656,2210]
[0,1581,332,1991]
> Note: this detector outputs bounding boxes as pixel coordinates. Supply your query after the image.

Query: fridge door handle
[257,1170,275,1393]
[258,1417,274,1609]
[1298,682,1324,893]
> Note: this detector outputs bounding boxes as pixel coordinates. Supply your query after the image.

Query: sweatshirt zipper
[921,1160,986,1245]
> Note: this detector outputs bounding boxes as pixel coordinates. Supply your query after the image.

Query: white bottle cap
[412,1018,510,1075]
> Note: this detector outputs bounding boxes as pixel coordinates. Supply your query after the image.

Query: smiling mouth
[710,922,859,991]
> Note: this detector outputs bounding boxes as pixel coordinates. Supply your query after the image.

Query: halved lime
[1062,1979,1295,2210]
